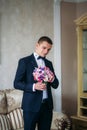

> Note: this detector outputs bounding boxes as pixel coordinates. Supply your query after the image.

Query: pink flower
[33,66,54,83]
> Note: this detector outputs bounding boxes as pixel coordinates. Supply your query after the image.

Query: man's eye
[43,47,46,49]
[48,49,51,51]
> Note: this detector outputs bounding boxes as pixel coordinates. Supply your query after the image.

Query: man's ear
[36,42,38,46]
[35,43,39,51]
[36,42,39,48]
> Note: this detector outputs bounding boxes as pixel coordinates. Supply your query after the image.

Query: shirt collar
[34,52,46,60]
[34,52,39,59]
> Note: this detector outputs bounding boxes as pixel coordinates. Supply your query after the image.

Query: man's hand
[34,82,46,91]
[48,74,54,83]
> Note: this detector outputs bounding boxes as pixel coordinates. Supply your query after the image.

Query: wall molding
[53,0,61,112]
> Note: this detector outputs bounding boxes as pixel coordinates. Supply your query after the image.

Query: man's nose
[45,49,49,54]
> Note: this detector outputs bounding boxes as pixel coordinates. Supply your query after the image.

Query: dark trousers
[23,101,53,130]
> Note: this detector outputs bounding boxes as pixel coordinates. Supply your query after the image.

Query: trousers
[23,100,53,130]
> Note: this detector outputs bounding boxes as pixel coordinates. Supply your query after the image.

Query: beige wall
[76,2,87,18]
[61,1,87,117]
[0,0,62,112]
[0,0,54,89]
[61,1,77,116]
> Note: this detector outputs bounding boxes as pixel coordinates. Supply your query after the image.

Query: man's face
[35,41,52,57]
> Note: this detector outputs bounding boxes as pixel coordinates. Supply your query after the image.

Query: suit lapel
[44,59,49,67]
[30,54,38,68]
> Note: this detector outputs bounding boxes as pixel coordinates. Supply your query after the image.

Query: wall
[61,1,77,116]
[53,0,61,112]
[0,0,54,89]
[0,0,62,112]
[61,1,87,117]
[76,2,87,18]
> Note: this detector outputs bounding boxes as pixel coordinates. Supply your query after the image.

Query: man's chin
[41,55,45,57]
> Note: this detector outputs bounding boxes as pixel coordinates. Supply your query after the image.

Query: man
[14,36,59,130]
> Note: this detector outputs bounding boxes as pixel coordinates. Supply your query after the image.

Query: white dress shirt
[33,52,48,99]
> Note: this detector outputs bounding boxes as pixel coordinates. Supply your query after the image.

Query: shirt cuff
[33,83,36,91]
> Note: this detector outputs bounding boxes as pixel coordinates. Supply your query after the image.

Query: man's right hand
[34,82,46,91]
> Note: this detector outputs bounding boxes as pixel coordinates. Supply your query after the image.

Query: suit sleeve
[49,62,59,89]
[14,59,33,92]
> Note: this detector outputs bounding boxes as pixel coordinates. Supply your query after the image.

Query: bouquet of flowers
[33,66,54,83]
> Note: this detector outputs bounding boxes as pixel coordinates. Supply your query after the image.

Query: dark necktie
[37,56,45,61]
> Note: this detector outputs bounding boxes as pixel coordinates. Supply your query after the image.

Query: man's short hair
[38,36,53,45]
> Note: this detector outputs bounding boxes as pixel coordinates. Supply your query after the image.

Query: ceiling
[62,0,87,2]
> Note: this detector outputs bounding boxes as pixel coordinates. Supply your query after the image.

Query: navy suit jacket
[14,54,59,112]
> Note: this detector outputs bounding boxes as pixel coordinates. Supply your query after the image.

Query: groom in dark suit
[14,36,59,130]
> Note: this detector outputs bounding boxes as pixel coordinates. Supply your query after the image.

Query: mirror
[83,29,87,92]
[75,13,87,118]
